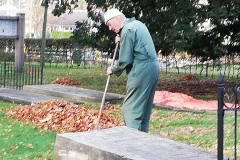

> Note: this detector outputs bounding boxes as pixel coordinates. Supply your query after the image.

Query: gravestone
[54,126,217,160]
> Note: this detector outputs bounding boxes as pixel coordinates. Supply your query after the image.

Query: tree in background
[51,0,79,16]
[192,0,240,61]
[76,0,240,61]
[4,0,239,62]
[83,0,199,57]
[70,3,118,59]
[77,0,87,9]
[31,0,45,38]
[40,0,79,66]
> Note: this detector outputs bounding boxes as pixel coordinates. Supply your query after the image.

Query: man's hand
[107,67,112,76]
[115,35,120,44]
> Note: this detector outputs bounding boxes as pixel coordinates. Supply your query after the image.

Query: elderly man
[104,8,159,132]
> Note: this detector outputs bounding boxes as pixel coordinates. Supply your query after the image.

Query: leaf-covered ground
[6,75,237,133]
[6,99,123,133]
[51,77,82,86]
[49,75,238,101]
[4,76,239,159]
[6,77,123,133]
[157,74,237,100]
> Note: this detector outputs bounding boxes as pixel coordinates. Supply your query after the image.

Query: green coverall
[111,18,160,132]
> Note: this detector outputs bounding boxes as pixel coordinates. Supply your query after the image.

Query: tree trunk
[40,4,48,67]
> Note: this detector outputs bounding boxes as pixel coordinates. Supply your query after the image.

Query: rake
[95,42,119,130]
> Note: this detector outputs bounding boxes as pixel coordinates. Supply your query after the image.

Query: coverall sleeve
[111,30,134,76]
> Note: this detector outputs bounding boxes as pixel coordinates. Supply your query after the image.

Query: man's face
[106,17,121,33]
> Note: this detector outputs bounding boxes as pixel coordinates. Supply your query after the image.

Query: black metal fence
[218,74,239,160]
[24,49,240,79]
[0,61,43,90]
[24,47,111,70]
[159,55,240,79]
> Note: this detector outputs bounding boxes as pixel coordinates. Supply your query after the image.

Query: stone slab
[23,84,124,103]
[54,126,218,160]
[0,88,63,105]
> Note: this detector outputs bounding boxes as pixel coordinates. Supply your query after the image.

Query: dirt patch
[157,74,238,100]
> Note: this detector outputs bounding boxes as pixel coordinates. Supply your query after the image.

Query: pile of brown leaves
[6,99,123,133]
[179,74,197,81]
[51,77,82,86]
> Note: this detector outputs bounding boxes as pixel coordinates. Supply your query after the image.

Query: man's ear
[116,16,123,24]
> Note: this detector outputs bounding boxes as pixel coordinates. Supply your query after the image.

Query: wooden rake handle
[95,42,119,130]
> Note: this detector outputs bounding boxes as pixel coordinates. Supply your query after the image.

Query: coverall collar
[118,17,136,34]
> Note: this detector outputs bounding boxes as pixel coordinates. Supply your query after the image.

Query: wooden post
[15,13,25,72]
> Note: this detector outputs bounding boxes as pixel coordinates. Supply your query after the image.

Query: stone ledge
[23,84,124,103]
[54,126,217,160]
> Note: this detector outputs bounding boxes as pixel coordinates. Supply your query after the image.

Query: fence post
[15,13,25,72]
[233,87,238,159]
[217,74,224,160]
[40,62,43,85]
[3,60,6,87]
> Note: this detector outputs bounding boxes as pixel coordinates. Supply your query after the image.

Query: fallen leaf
[6,99,123,133]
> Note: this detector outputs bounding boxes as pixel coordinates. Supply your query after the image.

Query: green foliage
[23,38,77,64]
[70,19,116,57]
[84,0,199,56]
[24,38,76,51]
[72,48,83,65]
[71,21,93,48]
[0,39,15,51]
[78,0,240,60]
[51,30,73,39]
[195,0,240,58]
[40,0,79,17]
[3,0,240,63]
[24,0,235,62]
[0,52,14,62]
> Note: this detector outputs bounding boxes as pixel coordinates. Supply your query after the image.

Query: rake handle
[95,42,119,130]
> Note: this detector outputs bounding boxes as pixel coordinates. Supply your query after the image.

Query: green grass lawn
[0,102,55,160]
[0,65,239,159]
[1,101,239,159]
[42,66,128,95]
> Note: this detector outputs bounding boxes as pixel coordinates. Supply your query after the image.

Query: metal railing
[0,61,43,90]
[218,74,239,160]
[159,56,240,79]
